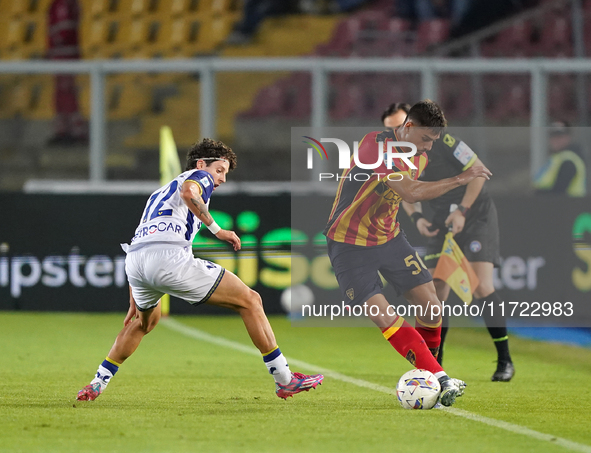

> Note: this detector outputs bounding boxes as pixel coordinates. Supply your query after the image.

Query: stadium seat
[548,75,576,121]
[280,73,311,118]
[89,0,112,18]
[370,0,394,15]
[116,0,157,16]
[199,14,234,50]
[0,75,54,119]
[481,20,533,57]
[240,83,286,118]
[415,19,450,54]
[0,19,26,54]
[351,11,390,57]
[81,16,109,57]
[329,82,365,120]
[438,75,474,121]
[537,13,572,57]
[487,76,530,121]
[107,75,152,119]
[322,18,361,56]
[386,18,412,57]
[359,73,418,119]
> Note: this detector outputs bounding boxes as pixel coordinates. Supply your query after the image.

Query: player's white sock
[90,357,120,392]
[262,347,291,385]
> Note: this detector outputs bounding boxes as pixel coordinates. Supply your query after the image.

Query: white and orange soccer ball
[396,369,441,410]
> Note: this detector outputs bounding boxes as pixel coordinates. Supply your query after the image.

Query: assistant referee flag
[159,126,182,316]
[432,232,479,304]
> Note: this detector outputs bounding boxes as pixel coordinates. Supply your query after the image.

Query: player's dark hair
[381,102,411,123]
[407,99,447,134]
[186,138,237,171]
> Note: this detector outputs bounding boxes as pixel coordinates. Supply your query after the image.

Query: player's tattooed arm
[180,180,214,226]
[180,179,242,251]
[189,195,214,225]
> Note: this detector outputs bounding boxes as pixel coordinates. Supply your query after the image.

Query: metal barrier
[1,57,591,182]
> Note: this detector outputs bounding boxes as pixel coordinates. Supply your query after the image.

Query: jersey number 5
[404,252,428,275]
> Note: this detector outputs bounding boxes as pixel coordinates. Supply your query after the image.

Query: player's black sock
[437,315,449,366]
[477,292,512,363]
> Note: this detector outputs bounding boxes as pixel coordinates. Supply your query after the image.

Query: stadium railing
[1,57,590,184]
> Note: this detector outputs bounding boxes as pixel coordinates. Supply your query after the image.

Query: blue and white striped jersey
[129,169,214,249]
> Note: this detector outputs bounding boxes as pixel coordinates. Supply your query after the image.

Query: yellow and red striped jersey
[323,130,428,247]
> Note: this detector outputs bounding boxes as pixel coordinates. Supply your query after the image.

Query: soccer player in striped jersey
[325,100,491,406]
[385,102,514,382]
[77,138,323,402]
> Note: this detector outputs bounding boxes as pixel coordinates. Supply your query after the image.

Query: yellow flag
[432,232,479,304]
[160,126,182,185]
[159,126,182,316]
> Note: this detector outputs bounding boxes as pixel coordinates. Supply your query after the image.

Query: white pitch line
[161,317,591,453]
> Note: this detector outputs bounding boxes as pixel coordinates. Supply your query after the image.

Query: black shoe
[491,361,514,382]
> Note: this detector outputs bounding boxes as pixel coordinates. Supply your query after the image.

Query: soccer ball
[396,369,441,410]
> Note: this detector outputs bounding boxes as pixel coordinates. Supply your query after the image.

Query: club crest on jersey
[346,288,354,300]
[410,168,417,179]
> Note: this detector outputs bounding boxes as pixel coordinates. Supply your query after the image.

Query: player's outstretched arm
[180,181,241,251]
[387,165,492,204]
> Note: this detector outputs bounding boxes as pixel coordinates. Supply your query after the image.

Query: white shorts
[125,245,225,311]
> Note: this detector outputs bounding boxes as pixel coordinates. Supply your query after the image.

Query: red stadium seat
[438,75,474,121]
[481,20,533,57]
[322,18,361,56]
[281,73,311,118]
[239,83,286,118]
[585,12,591,56]
[351,11,390,57]
[548,75,576,122]
[487,76,530,121]
[389,17,410,34]
[415,19,450,54]
[537,13,572,57]
[330,83,365,120]
[386,18,412,57]
[362,74,415,119]
[367,0,394,15]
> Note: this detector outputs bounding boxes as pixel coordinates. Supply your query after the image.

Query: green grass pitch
[1,312,591,453]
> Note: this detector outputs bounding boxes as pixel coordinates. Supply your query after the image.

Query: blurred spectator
[397,0,472,27]
[225,0,299,45]
[533,121,587,196]
[300,0,368,14]
[332,0,370,11]
[46,0,87,146]
[450,0,525,38]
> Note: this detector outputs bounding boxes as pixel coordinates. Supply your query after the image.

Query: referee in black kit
[382,103,514,382]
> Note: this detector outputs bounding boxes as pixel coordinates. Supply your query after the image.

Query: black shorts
[327,233,433,306]
[423,198,500,268]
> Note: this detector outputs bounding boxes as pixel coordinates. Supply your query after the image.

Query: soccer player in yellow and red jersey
[324,100,492,406]
[385,102,515,382]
